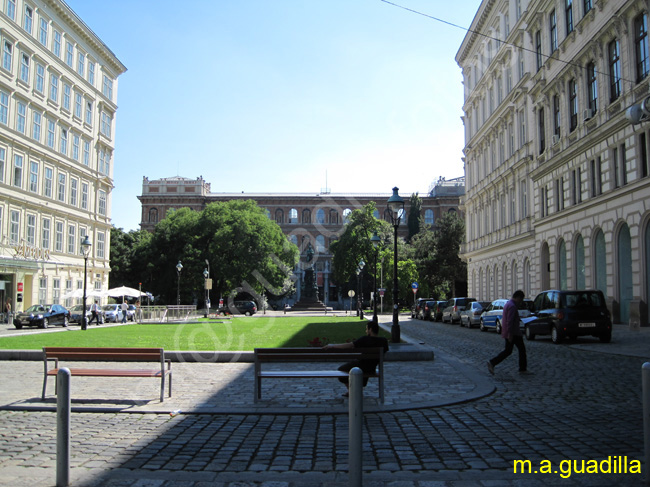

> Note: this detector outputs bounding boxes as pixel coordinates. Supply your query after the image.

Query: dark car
[14,304,70,329]
[430,301,447,322]
[460,301,491,328]
[422,300,439,321]
[411,298,432,319]
[231,300,257,316]
[441,297,476,324]
[523,290,612,344]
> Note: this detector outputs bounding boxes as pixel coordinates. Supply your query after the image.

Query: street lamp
[203,267,209,317]
[80,235,92,331]
[357,259,365,320]
[176,260,183,306]
[370,231,381,325]
[387,187,405,343]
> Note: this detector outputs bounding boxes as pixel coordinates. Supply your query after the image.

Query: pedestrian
[4,297,11,323]
[487,290,528,374]
[135,299,141,323]
[324,321,389,397]
[89,300,101,325]
[120,301,128,323]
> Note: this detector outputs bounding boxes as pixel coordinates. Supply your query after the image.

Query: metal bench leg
[168,371,172,398]
[160,374,165,402]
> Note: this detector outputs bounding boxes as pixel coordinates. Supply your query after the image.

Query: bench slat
[47,368,167,377]
[259,370,379,378]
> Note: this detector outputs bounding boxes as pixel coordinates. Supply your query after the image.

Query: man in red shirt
[487,290,528,374]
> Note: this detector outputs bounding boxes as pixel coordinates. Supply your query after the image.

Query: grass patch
[0,317,390,351]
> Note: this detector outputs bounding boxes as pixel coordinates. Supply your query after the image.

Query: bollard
[641,362,650,485]
[56,368,71,487]
[349,367,363,487]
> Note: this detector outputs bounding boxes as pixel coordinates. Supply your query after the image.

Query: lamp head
[387,187,405,225]
[370,231,381,249]
[176,261,183,273]
[203,268,209,279]
[80,235,92,257]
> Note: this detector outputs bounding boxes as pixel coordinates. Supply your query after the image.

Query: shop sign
[12,243,50,261]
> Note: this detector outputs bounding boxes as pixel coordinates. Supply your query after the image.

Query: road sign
[348,290,355,297]
[411,282,418,289]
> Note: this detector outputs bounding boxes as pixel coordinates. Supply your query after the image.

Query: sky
[64,0,482,232]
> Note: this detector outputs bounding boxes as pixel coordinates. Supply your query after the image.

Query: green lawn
[0,317,389,351]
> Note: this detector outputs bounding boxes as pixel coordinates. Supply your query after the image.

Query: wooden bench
[42,347,172,402]
[254,347,384,403]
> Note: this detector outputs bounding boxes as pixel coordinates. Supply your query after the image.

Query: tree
[109,226,153,290]
[407,192,422,242]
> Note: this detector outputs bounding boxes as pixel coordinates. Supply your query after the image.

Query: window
[587,62,598,114]
[41,218,50,250]
[98,190,106,216]
[9,210,19,244]
[60,128,67,155]
[425,209,434,225]
[83,140,90,165]
[35,63,44,92]
[521,179,528,218]
[100,111,112,137]
[72,133,79,160]
[609,40,622,101]
[13,153,23,188]
[26,213,35,245]
[54,221,63,252]
[102,75,113,100]
[635,14,649,82]
[53,278,60,304]
[62,83,70,110]
[49,73,58,102]
[640,132,649,179]
[584,0,592,14]
[538,107,545,154]
[97,232,105,258]
[99,150,109,174]
[88,61,95,85]
[0,147,4,183]
[571,167,582,205]
[16,100,26,133]
[23,5,32,34]
[20,53,29,83]
[67,224,75,254]
[39,17,48,46]
[29,160,37,192]
[590,157,602,197]
[568,79,577,132]
[74,92,82,118]
[535,31,542,71]
[0,90,8,124]
[65,41,73,66]
[44,167,52,197]
[565,0,573,35]
[85,101,92,124]
[47,119,55,148]
[57,172,65,201]
[32,109,41,141]
[6,0,15,20]
[69,178,77,206]
[39,278,47,303]
[2,40,12,71]
[553,94,560,138]
[53,30,61,57]
[613,143,627,187]
[550,10,557,53]
[81,182,88,209]
[77,51,84,76]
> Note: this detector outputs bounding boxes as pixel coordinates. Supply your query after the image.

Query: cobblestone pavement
[0,316,648,486]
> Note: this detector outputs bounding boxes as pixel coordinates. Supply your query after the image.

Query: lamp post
[387,187,405,343]
[176,261,183,306]
[203,268,209,317]
[358,259,365,320]
[370,232,381,325]
[355,267,361,317]
[80,235,92,331]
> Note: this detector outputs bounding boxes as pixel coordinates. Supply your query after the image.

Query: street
[0,316,646,486]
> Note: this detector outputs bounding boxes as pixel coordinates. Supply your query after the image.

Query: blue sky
[64,0,481,231]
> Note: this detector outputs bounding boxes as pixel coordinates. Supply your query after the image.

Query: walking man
[120,301,128,323]
[89,300,101,325]
[487,290,528,374]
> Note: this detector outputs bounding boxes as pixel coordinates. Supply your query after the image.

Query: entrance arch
[594,229,607,298]
[540,242,550,290]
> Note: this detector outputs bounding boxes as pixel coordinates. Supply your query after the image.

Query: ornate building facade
[0,0,125,311]
[458,0,650,325]
[138,175,464,307]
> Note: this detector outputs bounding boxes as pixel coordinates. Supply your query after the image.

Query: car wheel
[495,319,502,335]
[551,325,563,344]
[42,318,49,329]
[14,323,22,330]
[525,325,535,341]
[599,332,612,343]
[63,316,69,327]
[245,311,251,316]
[479,319,486,332]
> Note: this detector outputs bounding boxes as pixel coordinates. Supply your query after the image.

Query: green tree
[407,192,422,242]
[109,226,153,291]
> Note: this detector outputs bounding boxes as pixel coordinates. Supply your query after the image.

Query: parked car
[479,299,509,332]
[14,304,70,329]
[230,300,257,316]
[127,305,136,321]
[422,300,438,321]
[441,297,476,324]
[518,298,535,318]
[523,289,612,344]
[102,304,122,323]
[411,298,432,319]
[430,301,447,322]
[460,301,491,328]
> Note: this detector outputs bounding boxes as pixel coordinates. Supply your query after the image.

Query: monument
[292,243,328,311]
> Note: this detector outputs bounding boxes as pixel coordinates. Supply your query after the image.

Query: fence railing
[138,305,197,322]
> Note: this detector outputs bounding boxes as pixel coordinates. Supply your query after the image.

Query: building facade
[457,0,650,325]
[138,176,464,308]
[0,0,125,312]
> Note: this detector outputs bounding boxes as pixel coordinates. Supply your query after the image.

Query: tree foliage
[407,192,422,242]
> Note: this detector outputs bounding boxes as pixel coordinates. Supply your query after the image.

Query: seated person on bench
[323,321,389,397]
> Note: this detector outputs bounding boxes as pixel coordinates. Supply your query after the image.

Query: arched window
[316,235,325,253]
[275,208,284,224]
[329,209,339,224]
[148,208,158,223]
[289,234,298,246]
[594,230,607,298]
[574,235,585,289]
[425,209,434,225]
[343,208,352,224]
[558,239,567,289]
[289,208,298,224]
[316,209,325,224]
[618,224,632,323]
[302,209,311,224]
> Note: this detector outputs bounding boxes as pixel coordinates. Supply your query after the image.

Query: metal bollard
[56,368,71,487]
[349,367,363,487]
[641,362,650,485]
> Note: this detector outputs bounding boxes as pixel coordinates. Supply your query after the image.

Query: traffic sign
[411,282,418,289]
